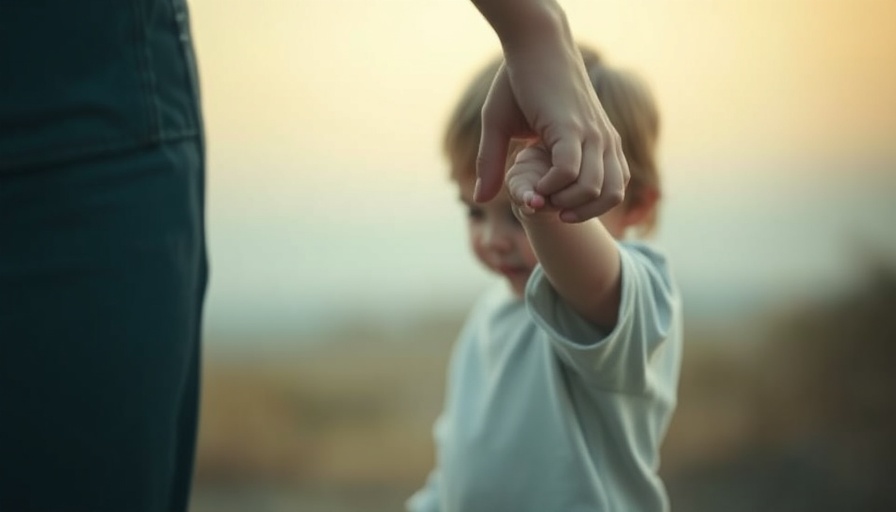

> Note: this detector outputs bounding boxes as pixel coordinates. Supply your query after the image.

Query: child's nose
[482,220,514,252]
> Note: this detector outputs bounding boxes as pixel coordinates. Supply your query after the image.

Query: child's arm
[469,0,630,222]
[508,145,622,328]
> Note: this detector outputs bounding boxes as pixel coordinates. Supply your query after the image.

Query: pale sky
[185,0,896,342]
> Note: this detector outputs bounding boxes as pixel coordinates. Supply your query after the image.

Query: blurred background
[185,1,896,511]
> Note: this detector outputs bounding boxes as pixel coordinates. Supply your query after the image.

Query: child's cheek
[469,232,490,269]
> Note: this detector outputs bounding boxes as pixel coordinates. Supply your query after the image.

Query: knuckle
[605,189,625,206]
[584,186,602,201]
[552,166,578,182]
[566,118,586,134]
[611,129,622,146]
[588,130,607,152]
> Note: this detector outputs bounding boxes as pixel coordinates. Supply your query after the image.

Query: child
[407,46,682,512]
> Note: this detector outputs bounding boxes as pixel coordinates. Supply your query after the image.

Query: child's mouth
[497,264,528,277]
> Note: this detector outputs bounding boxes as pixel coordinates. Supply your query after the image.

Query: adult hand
[476,47,630,223]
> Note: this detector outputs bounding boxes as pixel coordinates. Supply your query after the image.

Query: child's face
[457,177,538,298]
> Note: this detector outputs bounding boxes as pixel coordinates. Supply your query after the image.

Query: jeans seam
[0,129,200,174]
[170,0,203,143]
[131,0,161,147]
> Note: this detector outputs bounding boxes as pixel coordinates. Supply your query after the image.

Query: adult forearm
[470,0,573,53]
[521,215,622,328]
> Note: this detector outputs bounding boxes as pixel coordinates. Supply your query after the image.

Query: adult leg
[0,137,206,512]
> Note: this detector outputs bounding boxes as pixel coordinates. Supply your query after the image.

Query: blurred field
[190,319,458,512]
[189,262,896,512]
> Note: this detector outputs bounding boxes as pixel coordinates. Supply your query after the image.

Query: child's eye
[466,207,485,221]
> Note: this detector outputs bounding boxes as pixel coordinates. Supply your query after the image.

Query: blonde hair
[443,46,662,234]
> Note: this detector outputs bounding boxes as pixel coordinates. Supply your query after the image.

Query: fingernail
[473,178,482,202]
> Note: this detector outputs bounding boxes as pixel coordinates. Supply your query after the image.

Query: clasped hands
[475,54,629,223]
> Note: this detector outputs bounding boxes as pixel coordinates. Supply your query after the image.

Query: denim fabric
[0,139,206,512]
[0,0,202,172]
[0,1,207,511]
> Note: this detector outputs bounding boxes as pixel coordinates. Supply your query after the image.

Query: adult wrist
[473,0,571,54]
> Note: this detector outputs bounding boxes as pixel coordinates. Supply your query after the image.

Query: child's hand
[505,144,554,218]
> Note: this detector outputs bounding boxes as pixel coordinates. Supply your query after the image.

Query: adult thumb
[475,121,509,203]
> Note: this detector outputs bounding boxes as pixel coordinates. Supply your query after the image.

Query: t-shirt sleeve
[406,469,442,512]
[524,242,679,392]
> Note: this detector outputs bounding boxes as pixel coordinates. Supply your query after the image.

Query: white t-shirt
[407,242,683,512]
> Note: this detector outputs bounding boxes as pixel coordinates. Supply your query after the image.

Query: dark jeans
[0,1,207,511]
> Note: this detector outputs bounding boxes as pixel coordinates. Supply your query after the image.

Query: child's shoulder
[616,240,681,314]
[619,239,668,260]
[619,240,675,280]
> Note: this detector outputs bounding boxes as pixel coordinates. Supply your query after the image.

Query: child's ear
[621,187,660,229]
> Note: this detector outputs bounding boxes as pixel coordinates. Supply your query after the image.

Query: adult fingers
[548,141,604,210]
[614,136,631,190]
[475,117,511,203]
[561,145,627,223]
[475,66,519,203]
[534,137,583,196]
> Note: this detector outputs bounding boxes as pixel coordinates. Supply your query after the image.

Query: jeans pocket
[0,0,201,174]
